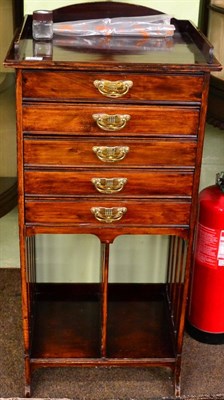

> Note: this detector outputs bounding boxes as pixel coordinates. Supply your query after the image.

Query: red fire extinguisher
[187,172,224,344]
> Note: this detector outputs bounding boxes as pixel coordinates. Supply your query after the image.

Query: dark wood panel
[25,199,191,226]
[24,169,194,197]
[13,0,24,29]
[22,71,204,103]
[32,300,101,358]
[53,1,164,23]
[24,138,197,167]
[107,299,174,358]
[22,104,199,136]
[0,177,17,217]
[207,76,224,130]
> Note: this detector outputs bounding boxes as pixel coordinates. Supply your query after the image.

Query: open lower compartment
[30,282,175,362]
[31,283,102,359]
[107,284,175,359]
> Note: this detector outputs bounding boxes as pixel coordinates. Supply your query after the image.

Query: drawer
[22,71,204,103]
[22,104,199,136]
[24,138,197,168]
[25,199,191,227]
[24,170,194,198]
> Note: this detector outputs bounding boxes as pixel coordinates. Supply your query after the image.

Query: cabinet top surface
[4,1,222,72]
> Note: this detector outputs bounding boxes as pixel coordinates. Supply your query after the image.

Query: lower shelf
[31,283,175,363]
[32,283,101,359]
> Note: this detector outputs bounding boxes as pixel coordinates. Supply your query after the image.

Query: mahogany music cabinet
[4,2,221,397]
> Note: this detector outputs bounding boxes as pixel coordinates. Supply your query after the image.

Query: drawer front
[24,170,194,198]
[24,138,197,168]
[22,104,199,136]
[25,199,191,226]
[22,71,204,103]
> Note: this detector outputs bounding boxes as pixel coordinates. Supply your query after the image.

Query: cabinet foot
[174,384,181,399]
[174,371,181,399]
[25,384,31,398]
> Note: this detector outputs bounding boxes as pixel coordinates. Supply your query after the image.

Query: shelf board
[31,297,101,359]
[107,299,174,359]
[31,283,175,361]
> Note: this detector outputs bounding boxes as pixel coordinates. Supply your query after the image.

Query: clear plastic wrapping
[53,35,174,52]
[53,15,175,38]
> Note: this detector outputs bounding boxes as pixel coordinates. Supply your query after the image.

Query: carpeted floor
[0,268,224,399]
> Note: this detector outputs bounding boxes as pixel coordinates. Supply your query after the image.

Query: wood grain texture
[22,104,199,136]
[3,1,222,397]
[22,71,204,103]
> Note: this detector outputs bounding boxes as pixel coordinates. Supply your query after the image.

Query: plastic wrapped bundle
[53,15,175,38]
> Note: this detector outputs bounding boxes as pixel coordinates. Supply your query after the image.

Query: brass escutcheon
[92,146,129,162]
[91,177,127,194]
[93,79,133,98]
[92,113,130,131]
[91,207,127,223]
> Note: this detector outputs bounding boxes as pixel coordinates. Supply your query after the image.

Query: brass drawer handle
[92,113,130,131]
[92,146,129,162]
[93,79,133,98]
[91,207,127,223]
[91,177,127,194]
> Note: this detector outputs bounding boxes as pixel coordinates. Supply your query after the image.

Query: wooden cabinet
[4,2,221,397]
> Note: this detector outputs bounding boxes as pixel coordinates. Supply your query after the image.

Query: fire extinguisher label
[218,230,224,267]
[196,224,224,269]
